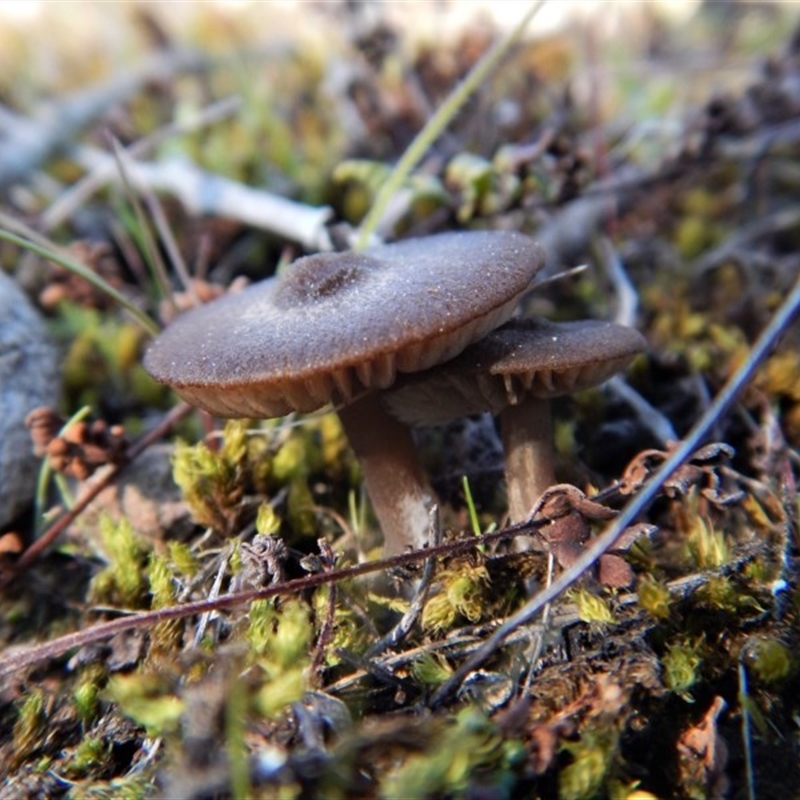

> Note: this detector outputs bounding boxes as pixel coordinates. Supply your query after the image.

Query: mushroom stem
[337,392,435,556]
[499,395,555,527]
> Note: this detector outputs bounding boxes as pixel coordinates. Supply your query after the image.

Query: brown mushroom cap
[384,317,648,426]
[144,231,543,418]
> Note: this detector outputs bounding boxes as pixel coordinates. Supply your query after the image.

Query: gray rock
[0,269,60,528]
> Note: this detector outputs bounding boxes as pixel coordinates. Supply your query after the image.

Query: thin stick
[0,516,547,679]
[595,236,638,328]
[141,183,196,301]
[193,543,231,647]
[42,96,241,231]
[110,137,175,313]
[607,376,678,446]
[309,539,338,682]
[738,663,757,800]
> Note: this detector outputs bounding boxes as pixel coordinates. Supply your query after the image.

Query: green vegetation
[1,3,799,796]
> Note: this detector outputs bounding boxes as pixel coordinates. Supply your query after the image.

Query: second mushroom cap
[383,317,648,427]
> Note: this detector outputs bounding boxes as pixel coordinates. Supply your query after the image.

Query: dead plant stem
[0,516,545,679]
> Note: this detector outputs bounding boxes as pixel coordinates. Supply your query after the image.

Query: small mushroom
[383,317,647,531]
[144,231,544,554]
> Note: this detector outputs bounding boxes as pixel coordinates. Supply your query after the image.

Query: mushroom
[144,231,544,554]
[383,317,647,528]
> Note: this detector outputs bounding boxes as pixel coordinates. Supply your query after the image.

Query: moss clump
[559,730,619,800]
[744,637,793,683]
[62,736,109,778]
[381,707,525,799]
[411,652,455,687]
[422,562,490,632]
[684,513,730,570]
[637,575,672,620]
[74,665,106,725]
[247,598,313,717]
[90,516,149,608]
[105,673,184,738]
[572,588,615,626]
[172,419,250,534]
[11,689,48,769]
[147,552,183,658]
[312,586,369,667]
[662,636,705,699]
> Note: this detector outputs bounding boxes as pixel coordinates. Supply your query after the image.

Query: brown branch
[0,516,545,680]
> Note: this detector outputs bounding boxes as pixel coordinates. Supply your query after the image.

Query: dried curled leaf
[528,485,636,588]
[619,442,744,507]
[677,696,729,798]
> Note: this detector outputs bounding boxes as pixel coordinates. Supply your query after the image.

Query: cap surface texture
[144,231,543,417]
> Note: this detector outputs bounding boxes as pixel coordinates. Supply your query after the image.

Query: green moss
[249,598,312,666]
[63,736,109,778]
[684,514,729,570]
[272,433,309,483]
[381,708,523,799]
[559,730,619,800]
[51,303,156,409]
[105,673,184,737]
[147,553,183,657]
[311,587,368,666]
[90,516,149,607]
[148,553,176,610]
[247,598,313,717]
[333,159,447,226]
[411,652,454,687]
[662,636,705,699]
[422,563,490,633]
[167,541,198,578]
[637,575,672,620]
[172,419,250,533]
[225,678,251,800]
[572,588,615,626]
[256,502,282,536]
[284,478,316,538]
[12,689,48,764]
[74,666,106,725]
[675,215,717,260]
[696,575,764,614]
[674,188,726,259]
[66,773,153,799]
[745,637,793,683]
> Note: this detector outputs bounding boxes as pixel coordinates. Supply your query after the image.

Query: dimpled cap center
[273,253,376,308]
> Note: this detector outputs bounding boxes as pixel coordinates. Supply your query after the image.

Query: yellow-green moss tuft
[90,516,149,607]
[422,563,490,633]
[662,636,705,699]
[744,637,793,683]
[637,575,672,620]
[572,588,615,626]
